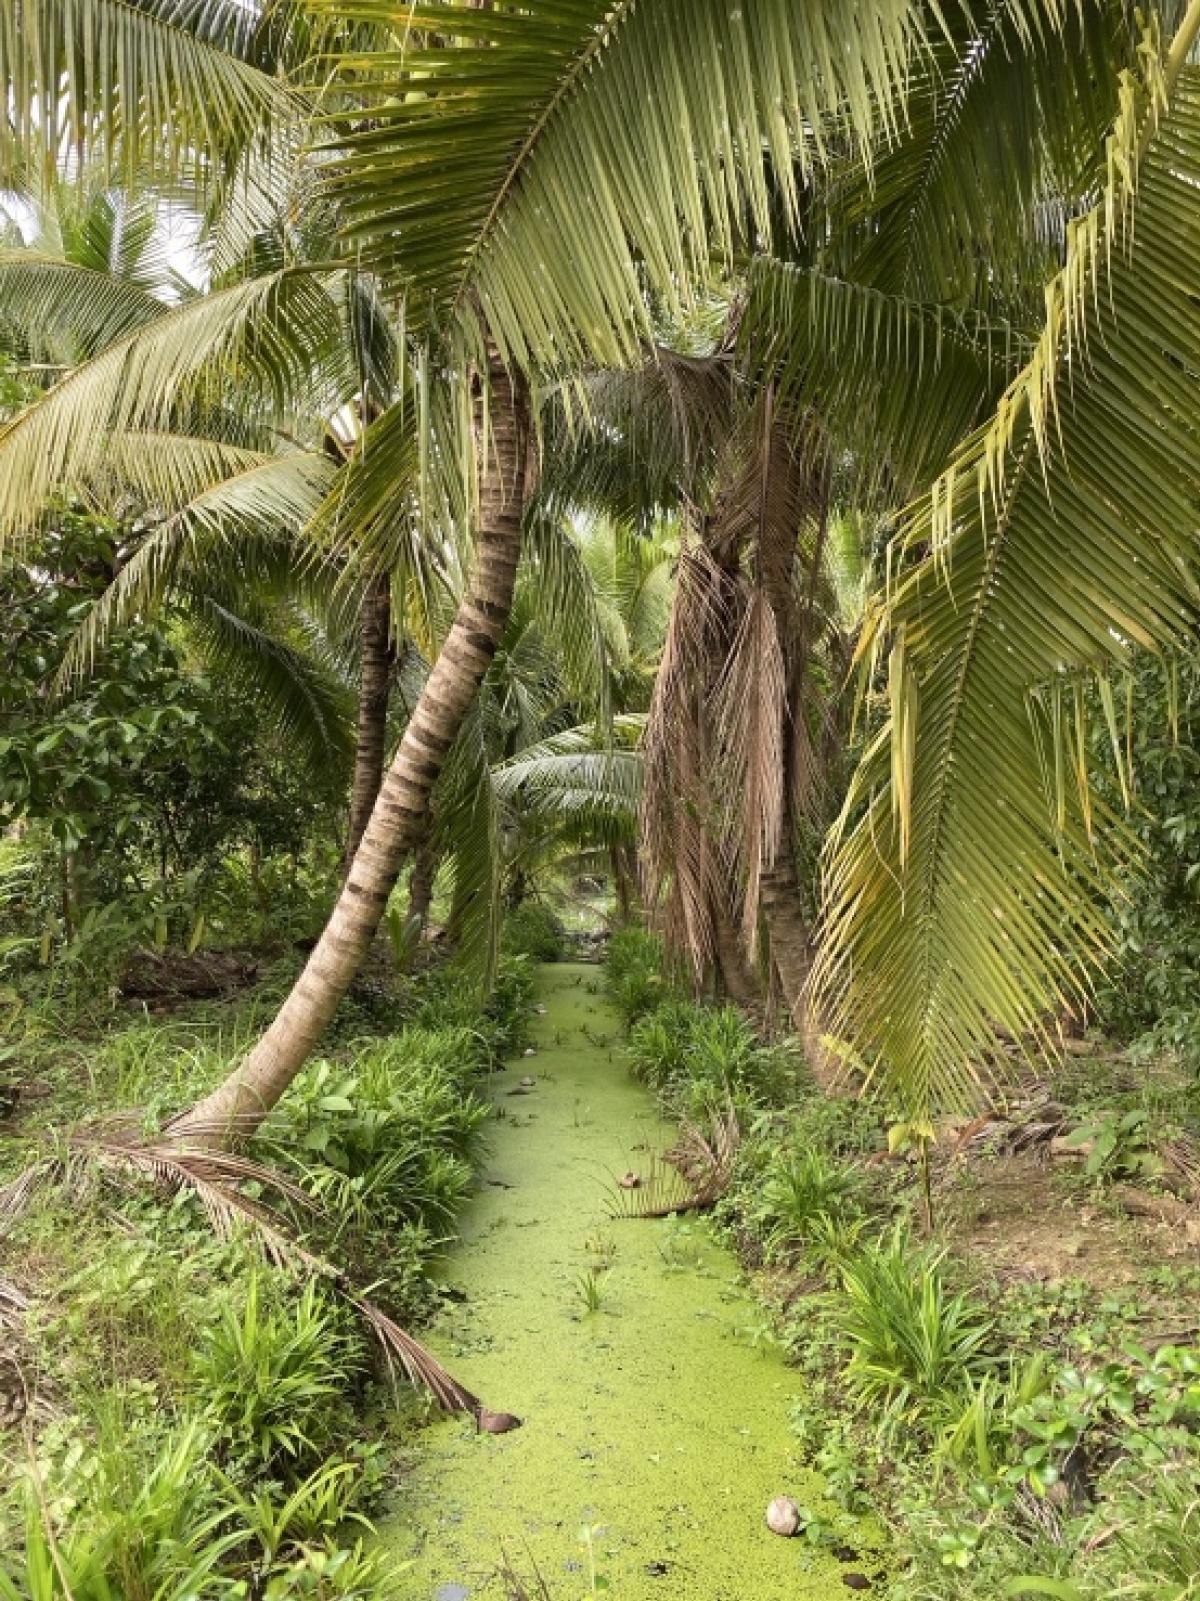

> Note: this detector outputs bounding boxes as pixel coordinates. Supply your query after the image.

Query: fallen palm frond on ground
[0,1276,32,1430]
[0,1129,486,1418]
[606,1097,741,1220]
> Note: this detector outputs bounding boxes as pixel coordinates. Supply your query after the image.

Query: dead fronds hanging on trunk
[0,1130,485,1419]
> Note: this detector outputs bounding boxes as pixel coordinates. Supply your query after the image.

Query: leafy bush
[835,1226,994,1434]
[502,901,566,962]
[627,998,798,1116]
[748,1146,867,1263]
[191,1276,361,1474]
[405,954,535,1063]
[0,1419,232,1601]
[606,926,675,1022]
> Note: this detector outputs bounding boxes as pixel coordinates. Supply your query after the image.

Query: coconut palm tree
[786,1,1200,1119]
[0,0,956,1144]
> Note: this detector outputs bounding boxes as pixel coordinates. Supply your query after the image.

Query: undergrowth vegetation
[0,954,535,1598]
[606,930,1200,1599]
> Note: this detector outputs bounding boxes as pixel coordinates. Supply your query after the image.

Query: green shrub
[0,1419,232,1601]
[625,999,704,1090]
[606,927,674,1022]
[408,954,535,1062]
[749,1146,867,1263]
[502,902,566,962]
[835,1225,994,1434]
[627,998,798,1116]
[191,1276,360,1474]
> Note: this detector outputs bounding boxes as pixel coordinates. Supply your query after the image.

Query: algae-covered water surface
[384,964,871,1598]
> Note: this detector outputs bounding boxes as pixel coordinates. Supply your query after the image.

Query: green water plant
[572,1267,610,1315]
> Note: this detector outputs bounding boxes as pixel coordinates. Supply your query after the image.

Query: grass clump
[627,998,799,1118]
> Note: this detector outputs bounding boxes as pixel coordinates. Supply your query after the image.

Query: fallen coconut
[476,1407,523,1434]
[765,1496,801,1537]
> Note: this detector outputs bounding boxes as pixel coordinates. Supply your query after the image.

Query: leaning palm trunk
[168,360,530,1149]
[342,573,393,876]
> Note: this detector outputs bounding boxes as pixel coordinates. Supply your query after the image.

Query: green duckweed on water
[382,964,878,1599]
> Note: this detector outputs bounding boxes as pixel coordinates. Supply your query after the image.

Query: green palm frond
[0,0,297,192]
[492,718,644,831]
[742,261,1027,490]
[322,0,931,364]
[59,448,339,683]
[436,697,504,987]
[815,9,1200,1118]
[0,251,169,360]
[184,592,355,769]
[0,266,349,536]
[823,0,1134,309]
[521,510,612,718]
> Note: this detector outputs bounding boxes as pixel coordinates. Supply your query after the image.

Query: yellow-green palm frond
[319,0,932,366]
[815,9,1200,1120]
[742,261,1028,492]
[823,0,1136,310]
[0,265,350,537]
[0,0,298,193]
[58,447,339,685]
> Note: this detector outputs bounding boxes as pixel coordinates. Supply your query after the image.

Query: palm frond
[322,0,931,364]
[822,0,1135,309]
[0,0,297,193]
[183,591,355,768]
[492,717,644,826]
[0,266,349,537]
[815,14,1200,1119]
[0,250,166,361]
[521,510,612,718]
[742,261,1027,490]
[0,1135,484,1415]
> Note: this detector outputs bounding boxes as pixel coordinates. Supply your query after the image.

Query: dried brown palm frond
[0,1274,28,1333]
[640,537,737,979]
[353,1295,479,1415]
[712,587,786,949]
[607,1096,741,1220]
[0,1132,487,1419]
[0,1276,33,1430]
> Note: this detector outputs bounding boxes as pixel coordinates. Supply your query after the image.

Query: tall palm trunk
[168,358,530,1149]
[342,573,393,876]
[405,827,440,936]
[756,423,841,1088]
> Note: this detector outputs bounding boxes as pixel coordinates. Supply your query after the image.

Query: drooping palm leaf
[815,9,1200,1118]
[321,0,934,365]
[0,0,297,192]
[0,266,349,536]
[741,262,1027,491]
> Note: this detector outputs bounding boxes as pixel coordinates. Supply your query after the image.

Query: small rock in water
[519,1075,536,1088]
[765,1496,801,1537]
[619,1171,642,1190]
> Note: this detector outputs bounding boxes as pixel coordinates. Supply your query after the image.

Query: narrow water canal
[383,964,866,1598]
